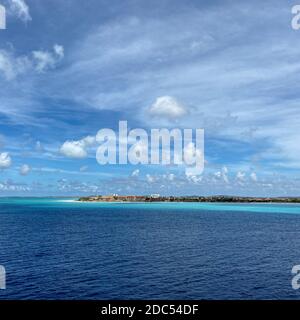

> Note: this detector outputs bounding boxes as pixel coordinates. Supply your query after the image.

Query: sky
[0,0,300,197]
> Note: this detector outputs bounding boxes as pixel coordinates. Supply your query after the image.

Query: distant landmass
[78,195,300,203]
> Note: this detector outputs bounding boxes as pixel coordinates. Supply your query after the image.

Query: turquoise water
[3,197,300,215]
[1,197,300,299]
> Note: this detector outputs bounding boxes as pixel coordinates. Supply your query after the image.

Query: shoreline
[77,195,300,204]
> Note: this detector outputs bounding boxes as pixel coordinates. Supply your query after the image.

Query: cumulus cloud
[57,178,101,194]
[33,44,64,73]
[8,0,31,23]
[131,169,140,177]
[0,44,64,80]
[168,173,175,181]
[250,172,258,182]
[0,152,11,169]
[80,165,89,172]
[146,174,155,183]
[81,135,96,146]
[19,164,31,176]
[214,171,222,179]
[161,173,176,182]
[60,141,87,159]
[0,180,30,191]
[148,96,188,120]
[53,44,64,59]
[0,50,31,80]
[60,135,95,159]
[186,172,203,184]
[222,166,229,183]
[213,167,229,184]
[32,51,55,72]
[236,171,246,183]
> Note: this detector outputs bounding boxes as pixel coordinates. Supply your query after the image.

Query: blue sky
[0,0,300,196]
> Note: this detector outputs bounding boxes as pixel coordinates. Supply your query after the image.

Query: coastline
[77,195,300,204]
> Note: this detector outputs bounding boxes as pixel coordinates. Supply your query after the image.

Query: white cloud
[146,174,155,183]
[33,45,64,73]
[19,164,31,176]
[236,171,246,183]
[60,135,95,159]
[222,166,228,175]
[57,178,102,194]
[131,169,140,177]
[53,44,64,59]
[80,165,89,172]
[213,167,229,184]
[250,172,258,182]
[161,173,176,182]
[0,152,11,169]
[0,50,31,80]
[168,173,175,181]
[0,45,64,80]
[32,51,55,73]
[60,141,87,159]
[186,172,202,184]
[81,135,96,146]
[8,0,31,23]
[148,96,188,120]
[222,166,229,183]
[0,180,30,191]
[214,171,222,179]
[0,51,13,80]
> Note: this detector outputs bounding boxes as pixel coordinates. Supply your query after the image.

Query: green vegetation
[78,195,300,203]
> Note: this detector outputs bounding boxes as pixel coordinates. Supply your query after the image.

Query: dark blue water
[1,198,300,300]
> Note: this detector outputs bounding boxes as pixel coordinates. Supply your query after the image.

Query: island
[78,195,300,203]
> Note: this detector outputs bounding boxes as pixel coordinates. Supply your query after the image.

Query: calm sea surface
[1,198,300,300]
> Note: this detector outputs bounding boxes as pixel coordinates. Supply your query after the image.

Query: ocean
[0,198,300,300]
